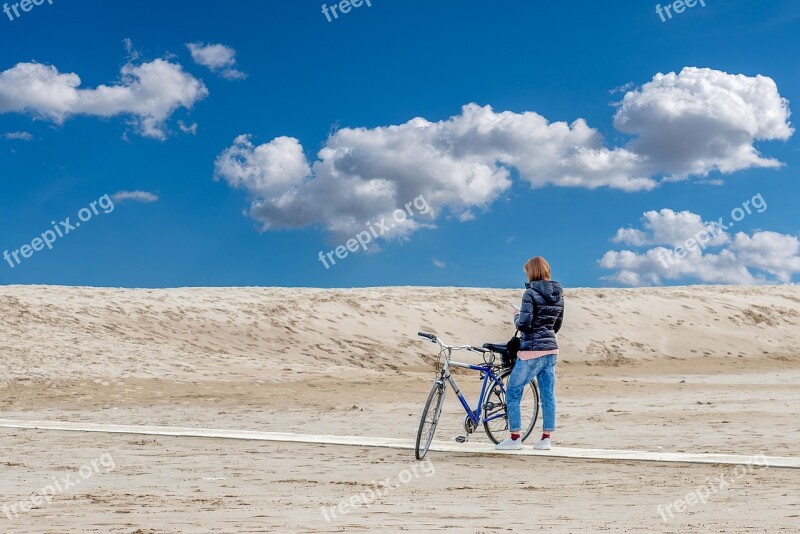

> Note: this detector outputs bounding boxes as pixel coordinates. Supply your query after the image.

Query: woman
[496,256,564,451]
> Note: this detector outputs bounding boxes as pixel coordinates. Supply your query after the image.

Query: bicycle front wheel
[415,380,447,460]
[483,369,539,444]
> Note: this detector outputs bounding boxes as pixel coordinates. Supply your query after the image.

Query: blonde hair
[523,256,551,282]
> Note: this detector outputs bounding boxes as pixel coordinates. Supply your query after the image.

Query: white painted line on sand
[0,419,797,469]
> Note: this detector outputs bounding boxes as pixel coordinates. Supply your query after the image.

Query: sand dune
[2,285,799,384]
[1,285,799,532]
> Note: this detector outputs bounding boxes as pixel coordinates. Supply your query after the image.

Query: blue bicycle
[415,332,540,460]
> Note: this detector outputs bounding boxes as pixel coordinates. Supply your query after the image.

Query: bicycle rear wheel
[483,369,539,444]
[415,380,447,460]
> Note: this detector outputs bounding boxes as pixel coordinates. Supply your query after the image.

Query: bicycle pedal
[454,435,469,443]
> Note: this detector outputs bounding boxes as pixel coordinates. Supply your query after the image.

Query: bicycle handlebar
[417,331,486,354]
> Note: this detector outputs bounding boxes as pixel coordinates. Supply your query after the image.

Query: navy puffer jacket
[515,280,564,352]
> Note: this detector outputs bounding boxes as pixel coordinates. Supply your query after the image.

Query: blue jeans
[506,354,557,433]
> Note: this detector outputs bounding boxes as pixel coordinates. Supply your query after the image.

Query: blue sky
[1,0,798,288]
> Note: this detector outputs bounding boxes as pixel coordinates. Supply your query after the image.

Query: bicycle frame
[416,331,538,459]
[436,344,507,427]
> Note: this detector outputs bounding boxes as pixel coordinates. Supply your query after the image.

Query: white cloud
[186,42,247,80]
[599,209,800,286]
[215,133,443,241]
[122,38,140,61]
[0,59,208,139]
[215,67,792,245]
[178,120,198,135]
[599,247,762,286]
[112,190,159,203]
[432,258,446,269]
[3,131,32,141]
[213,105,645,241]
[614,67,793,180]
[609,81,635,95]
[730,231,800,283]
[612,209,728,248]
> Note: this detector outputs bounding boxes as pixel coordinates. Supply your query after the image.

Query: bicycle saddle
[482,342,508,354]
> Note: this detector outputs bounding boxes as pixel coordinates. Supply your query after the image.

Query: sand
[1,285,799,532]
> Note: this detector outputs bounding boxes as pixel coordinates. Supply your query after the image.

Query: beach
[1,285,799,532]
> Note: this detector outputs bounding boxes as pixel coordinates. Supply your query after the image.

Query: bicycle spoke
[415,381,446,459]
[483,370,539,444]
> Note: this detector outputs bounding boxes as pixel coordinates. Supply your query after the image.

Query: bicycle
[414,332,540,460]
